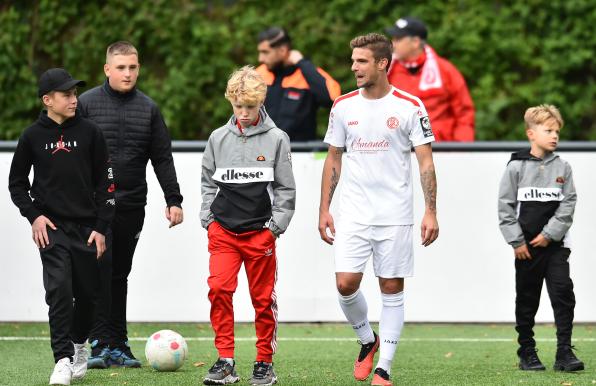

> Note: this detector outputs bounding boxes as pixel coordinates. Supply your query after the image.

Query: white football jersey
[324,86,434,225]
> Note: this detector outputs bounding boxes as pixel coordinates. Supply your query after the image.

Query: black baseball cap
[386,17,428,40]
[38,68,86,97]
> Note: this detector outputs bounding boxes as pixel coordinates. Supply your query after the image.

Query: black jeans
[89,207,145,347]
[515,244,575,349]
[40,222,102,362]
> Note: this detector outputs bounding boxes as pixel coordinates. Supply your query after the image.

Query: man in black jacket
[256,27,341,141]
[78,41,183,368]
[9,68,114,385]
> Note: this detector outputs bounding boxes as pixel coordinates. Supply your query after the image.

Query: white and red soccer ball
[145,329,188,371]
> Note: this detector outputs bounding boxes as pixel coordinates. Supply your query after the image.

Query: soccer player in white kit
[318,33,439,386]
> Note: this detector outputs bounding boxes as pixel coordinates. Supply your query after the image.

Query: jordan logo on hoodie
[46,135,77,154]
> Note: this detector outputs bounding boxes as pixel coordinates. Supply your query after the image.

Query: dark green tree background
[1,0,595,140]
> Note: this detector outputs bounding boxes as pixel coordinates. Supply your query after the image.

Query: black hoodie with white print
[9,111,115,234]
[498,149,576,248]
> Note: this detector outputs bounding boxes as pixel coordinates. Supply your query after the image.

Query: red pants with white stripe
[207,221,278,362]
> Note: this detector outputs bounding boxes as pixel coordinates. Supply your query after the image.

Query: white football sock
[338,289,375,344]
[376,291,404,374]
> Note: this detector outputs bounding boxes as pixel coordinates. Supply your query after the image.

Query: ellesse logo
[257,155,266,161]
[517,187,564,202]
[556,176,565,184]
[213,167,274,184]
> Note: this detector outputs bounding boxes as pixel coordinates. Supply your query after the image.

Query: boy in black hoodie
[8,68,114,385]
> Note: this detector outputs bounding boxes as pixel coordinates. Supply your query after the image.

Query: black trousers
[515,244,575,349]
[89,207,145,347]
[40,222,102,362]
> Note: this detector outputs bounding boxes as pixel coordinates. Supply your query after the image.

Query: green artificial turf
[0,323,594,385]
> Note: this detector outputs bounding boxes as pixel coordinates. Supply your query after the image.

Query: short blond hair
[524,104,564,130]
[224,66,266,105]
[106,41,138,63]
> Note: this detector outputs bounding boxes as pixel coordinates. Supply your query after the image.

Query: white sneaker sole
[49,378,71,386]
[71,369,87,380]
[250,375,278,386]
[203,374,240,385]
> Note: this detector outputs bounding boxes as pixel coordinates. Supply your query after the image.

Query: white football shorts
[334,220,413,278]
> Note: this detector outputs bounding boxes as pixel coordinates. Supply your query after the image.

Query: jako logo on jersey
[348,120,359,126]
[386,116,399,129]
[517,187,564,202]
[46,135,77,154]
[213,167,274,184]
[556,176,565,184]
[257,155,266,161]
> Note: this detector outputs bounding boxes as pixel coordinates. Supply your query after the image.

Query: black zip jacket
[78,80,183,210]
[8,111,115,234]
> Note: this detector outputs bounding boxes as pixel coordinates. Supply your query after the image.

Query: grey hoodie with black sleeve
[498,149,576,248]
[200,108,296,236]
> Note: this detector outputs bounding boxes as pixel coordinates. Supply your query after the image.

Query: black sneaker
[203,359,240,385]
[87,339,110,369]
[371,367,392,385]
[249,361,277,386]
[517,346,546,371]
[554,346,585,372]
[110,341,141,368]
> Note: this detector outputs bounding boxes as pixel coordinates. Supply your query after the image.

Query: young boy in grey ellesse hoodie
[200,66,295,386]
[498,104,584,373]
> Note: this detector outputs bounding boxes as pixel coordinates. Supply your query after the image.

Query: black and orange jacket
[257,59,340,141]
[9,111,115,234]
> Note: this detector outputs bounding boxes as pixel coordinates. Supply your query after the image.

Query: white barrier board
[1,151,594,322]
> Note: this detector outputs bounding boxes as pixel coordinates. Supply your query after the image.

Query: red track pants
[207,221,278,362]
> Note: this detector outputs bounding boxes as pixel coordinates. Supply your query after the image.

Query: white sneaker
[72,343,89,379]
[49,357,73,385]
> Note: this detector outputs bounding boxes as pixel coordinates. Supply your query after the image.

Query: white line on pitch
[1,336,595,342]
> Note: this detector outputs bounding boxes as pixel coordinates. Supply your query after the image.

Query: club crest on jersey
[556,176,565,184]
[420,116,433,138]
[257,155,266,161]
[386,117,399,130]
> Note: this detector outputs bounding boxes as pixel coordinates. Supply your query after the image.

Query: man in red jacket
[386,17,475,141]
